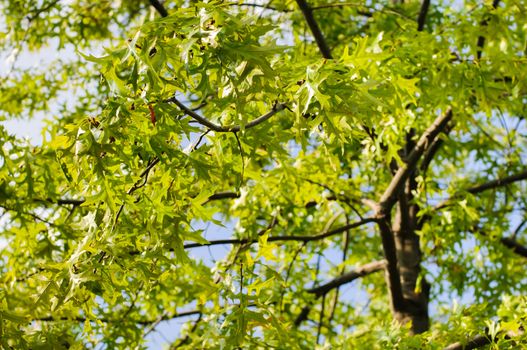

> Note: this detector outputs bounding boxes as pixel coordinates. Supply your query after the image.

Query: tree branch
[311,3,372,17]
[419,123,453,174]
[168,97,287,132]
[55,198,84,206]
[183,217,376,249]
[204,191,240,202]
[36,309,201,325]
[444,322,524,350]
[307,260,386,296]
[500,237,527,258]
[443,334,491,350]
[476,0,500,59]
[47,190,241,209]
[377,218,405,310]
[294,260,385,325]
[148,0,169,17]
[433,169,527,211]
[228,3,293,12]
[378,108,453,214]
[27,0,61,21]
[416,0,431,31]
[469,225,527,264]
[466,170,527,195]
[295,0,333,59]
[370,109,452,318]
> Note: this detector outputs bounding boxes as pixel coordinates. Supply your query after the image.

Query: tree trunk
[391,134,430,334]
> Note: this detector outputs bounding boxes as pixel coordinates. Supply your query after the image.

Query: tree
[1,0,526,348]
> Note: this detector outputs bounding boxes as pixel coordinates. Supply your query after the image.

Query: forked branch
[378,108,453,214]
[168,97,287,132]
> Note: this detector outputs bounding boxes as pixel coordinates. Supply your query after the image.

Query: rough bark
[392,168,430,334]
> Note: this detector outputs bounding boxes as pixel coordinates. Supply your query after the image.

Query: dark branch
[55,198,84,206]
[27,0,61,21]
[467,170,527,195]
[311,3,372,16]
[168,97,287,132]
[476,0,500,59]
[443,334,491,350]
[171,313,203,348]
[377,218,405,310]
[372,109,452,315]
[294,260,385,325]
[431,169,527,212]
[416,0,431,31]
[36,309,201,325]
[49,190,241,209]
[228,3,293,12]
[183,217,376,249]
[420,123,453,174]
[307,260,386,296]
[295,0,333,59]
[378,108,453,214]
[470,226,527,260]
[205,191,240,202]
[444,322,524,350]
[500,237,527,258]
[148,0,169,17]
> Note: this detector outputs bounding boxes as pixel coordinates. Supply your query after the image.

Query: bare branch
[295,0,333,59]
[433,169,527,211]
[27,0,61,21]
[420,123,453,174]
[468,225,527,260]
[171,313,203,349]
[36,309,201,325]
[55,198,84,206]
[444,322,524,350]
[379,108,453,214]
[307,260,386,296]
[371,109,452,314]
[416,0,431,31]
[228,3,293,12]
[443,334,491,350]
[148,0,169,17]
[48,190,241,209]
[467,170,527,195]
[183,217,376,249]
[311,2,372,16]
[377,218,405,310]
[168,97,287,132]
[205,191,240,202]
[294,260,385,325]
[500,237,527,258]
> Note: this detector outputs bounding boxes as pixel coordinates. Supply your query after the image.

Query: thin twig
[168,97,286,132]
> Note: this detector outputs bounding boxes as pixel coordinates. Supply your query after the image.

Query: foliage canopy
[1,0,527,348]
